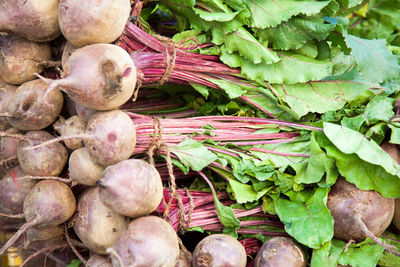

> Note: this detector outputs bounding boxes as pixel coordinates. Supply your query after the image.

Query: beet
[0,80,16,131]
[25,225,64,244]
[192,234,247,267]
[44,44,136,111]
[7,79,63,130]
[97,159,163,218]
[0,180,76,256]
[108,216,179,267]
[0,0,61,42]
[176,249,192,267]
[0,34,52,85]
[68,147,104,186]
[75,102,96,121]
[0,128,21,161]
[17,131,68,176]
[73,187,129,255]
[254,237,306,267]
[0,166,36,215]
[61,41,78,68]
[58,0,131,47]
[53,115,86,150]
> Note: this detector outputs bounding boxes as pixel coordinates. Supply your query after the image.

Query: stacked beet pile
[1,1,400,267]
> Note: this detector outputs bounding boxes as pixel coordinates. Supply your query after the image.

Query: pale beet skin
[192,234,247,267]
[254,237,306,267]
[7,79,63,131]
[68,147,104,186]
[327,177,394,242]
[0,0,61,42]
[73,187,129,255]
[86,254,113,267]
[84,110,136,166]
[17,131,68,176]
[0,80,16,131]
[47,44,137,111]
[176,249,192,267]
[75,102,96,121]
[0,34,52,85]
[26,225,64,244]
[109,216,179,267]
[0,128,21,160]
[97,159,163,218]
[58,0,131,47]
[61,41,78,68]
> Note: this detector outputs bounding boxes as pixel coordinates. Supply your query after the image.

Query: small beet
[7,79,63,130]
[109,216,179,267]
[0,128,22,160]
[69,147,104,186]
[61,41,78,68]
[17,131,68,176]
[192,234,246,267]
[26,225,64,244]
[73,187,129,255]
[0,34,52,85]
[97,159,162,218]
[54,115,86,150]
[254,237,306,267]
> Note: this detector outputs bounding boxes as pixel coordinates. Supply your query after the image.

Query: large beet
[327,178,394,242]
[109,216,179,267]
[254,237,306,267]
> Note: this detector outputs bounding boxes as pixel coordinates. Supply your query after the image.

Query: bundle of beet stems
[118,22,278,118]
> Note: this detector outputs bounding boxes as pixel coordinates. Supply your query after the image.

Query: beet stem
[20,243,66,267]
[23,134,93,151]
[106,247,126,267]
[65,224,87,265]
[355,215,400,257]
[0,217,38,256]
[0,212,24,219]
[20,176,71,184]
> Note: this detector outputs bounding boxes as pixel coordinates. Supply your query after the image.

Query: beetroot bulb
[42,44,137,111]
[0,180,76,256]
[58,0,131,47]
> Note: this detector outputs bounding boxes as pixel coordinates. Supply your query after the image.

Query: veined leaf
[274,187,334,248]
[245,0,330,28]
[344,34,400,83]
[273,80,372,119]
[257,16,336,50]
[311,239,345,267]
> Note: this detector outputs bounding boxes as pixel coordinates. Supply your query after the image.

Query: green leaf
[66,259,82,267]
[245,0,330,28]
[363,96,395,124]
[344,34,400,83]
[257,16,336,50]
[274,187,334,248]
[317,132,400,198]
[193,8,242,22]
[222,27,280,64]
[323,122,400,177]
[213,193,240,235]
[379,232,400,267]
[208,78,247,98]
[311,239,345,267]
[273,81,372,119]
[338,239,385,267]
[228,179,271,203]
[172,138,218,171]
[389,124,400,145]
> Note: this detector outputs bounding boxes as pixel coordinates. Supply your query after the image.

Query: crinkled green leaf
[193,8,242,22]
[311,239,345,267]
[172,138,218,171]
[208,78,247,98]
[245,0,330,28]
[344,34,400,83]
[274,187,334,248]
[338,239,385,267]
[378,232,400,267]
[365,122,388,144]
[273,81,372,119]
[222,27,280,64]
[323,122,400,177]
[363,96,395,124]
[213,193,240,236]
[257,16,336,50]
[341,115,365,131]
[317,132,400,198]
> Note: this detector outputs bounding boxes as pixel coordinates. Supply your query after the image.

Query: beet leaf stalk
[118,22,283,118]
